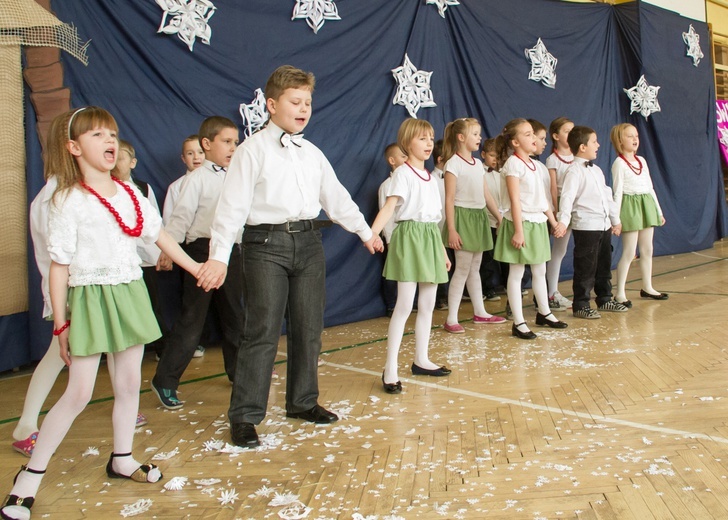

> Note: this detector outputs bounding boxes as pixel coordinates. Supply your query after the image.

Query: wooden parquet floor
[3,242,728,519]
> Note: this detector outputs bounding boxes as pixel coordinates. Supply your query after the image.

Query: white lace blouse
[48,181,162,287]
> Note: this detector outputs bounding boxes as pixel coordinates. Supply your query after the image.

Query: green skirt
[68,278,161,356]
[494,219,551,265]
[442,206,493,252]
[384,221,449,284]
[620,193,661,232]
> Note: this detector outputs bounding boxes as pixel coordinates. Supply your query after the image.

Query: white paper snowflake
[152,447,179,460]
[391,53,436,119]
[255,485,275,497]
[239,88,269,140]
[269,491,301,507]
[82,446,99,457]
[164,476,189,490]
[218,488,239,506]
[525,38,557,89]
[120,498,153,517]
[202,438,225,452]
[292,0,341,34]
[683,24,704,67]
[426,0,460,18]
[156,0,216,52]
[624,75,661,119]
[277,501,312,519]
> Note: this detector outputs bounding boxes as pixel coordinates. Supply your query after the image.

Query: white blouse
[545,151,575,193]
[611,155,663,216]
[48,181,162,287]
[387,163,442,224]
[443,153,485,209]
[501,155,549,223]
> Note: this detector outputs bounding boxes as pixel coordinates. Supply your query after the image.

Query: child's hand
[445,255,452,271]
[156,252,173,271]
[660,216,666,226]
[612,223,622,236]
[552,222,566,238]
[58,330,71,367]
[364,235,383,254]
[197,259,228,291]
[511,231,525,249]
[448,230,463,250]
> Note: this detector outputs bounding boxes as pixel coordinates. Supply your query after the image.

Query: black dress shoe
[382,372,402,394]
[230,422,260,448]
[411,363,452,376]
[512,322,537,339]
[535,312,568,329]
[286,404,339,424]
[640,289,669,300]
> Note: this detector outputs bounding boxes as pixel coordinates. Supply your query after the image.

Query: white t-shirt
[443,153,485,209]
[387,163,442,224]
[501,154,548,223]
[162,171,191,226]
[378,175,397,244]
[535,159,553,213]
[48,181,163,287]
[545,151,575,194]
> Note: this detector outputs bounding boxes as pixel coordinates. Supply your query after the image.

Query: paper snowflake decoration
[391,53,436,119]
[218,488,239,506]
[682,24,704,67]
[156,0,216,52]
[82,446,99,457]
[152,447,179,460]
[120,498,153,517]
[718,126,728,148]
[277,501,312,519]
[624,75,661,119]
[426,0,460,18]
[239,88,269,139]
[164,476,189,490]
[292,0,341,34]
[525,38,557,89]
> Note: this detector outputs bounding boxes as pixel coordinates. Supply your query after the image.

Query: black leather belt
[246,220,333,233]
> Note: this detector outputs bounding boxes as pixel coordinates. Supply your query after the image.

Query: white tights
[508,263,550,330]
[616,228,656,301]
[8,345,145,504]
[545,228,572,297]
[383,282,438,384]
[446,250,493,325]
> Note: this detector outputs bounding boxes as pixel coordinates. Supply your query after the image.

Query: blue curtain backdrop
[7,0,727,371]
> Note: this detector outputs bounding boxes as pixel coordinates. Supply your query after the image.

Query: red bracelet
[53,320,70,336]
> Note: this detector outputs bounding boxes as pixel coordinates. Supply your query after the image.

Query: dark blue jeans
[229,228,325,425]
[571,229,613,311]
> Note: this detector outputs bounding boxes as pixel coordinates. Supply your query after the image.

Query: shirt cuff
[209,242,232,265]
[358,228,373,242]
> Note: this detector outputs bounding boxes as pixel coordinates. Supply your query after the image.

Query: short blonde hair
[397,118,434,156]
[119,139,135,159]
[265,65,315,101]
[610,123,635,155]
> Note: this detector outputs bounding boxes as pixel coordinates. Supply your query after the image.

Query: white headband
[67,107,87,140]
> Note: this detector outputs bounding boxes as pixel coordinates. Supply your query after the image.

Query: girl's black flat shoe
[382,372,402,394]
[512,322,537,339]
[535,312,568,329]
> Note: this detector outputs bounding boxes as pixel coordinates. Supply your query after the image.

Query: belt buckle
[285,221,301,233]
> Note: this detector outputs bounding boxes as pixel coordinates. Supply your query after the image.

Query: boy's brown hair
[481,138,496,154]
[567,126,596,155]
[198,116,237,144]
[119,139,135,158]
[265,65,316,101]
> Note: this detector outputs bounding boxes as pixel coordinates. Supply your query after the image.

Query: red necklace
[406,162,431,181]
[81,177,144,237]
[553,150,573,165]
[515,154,536,171]
[456,152,476,165]
[619,154,643,175]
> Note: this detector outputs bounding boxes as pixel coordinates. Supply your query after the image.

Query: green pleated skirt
[67,278,161,356]
[384,221,449,284]
[493,218,551,265]
[620,193,661,232]
[441,206,493,252]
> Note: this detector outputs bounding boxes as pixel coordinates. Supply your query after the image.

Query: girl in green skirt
[2,107,201,520]
[371,119,451,395]
[441,118,505,333]
[610,123,667,306]
[493,119,568,340]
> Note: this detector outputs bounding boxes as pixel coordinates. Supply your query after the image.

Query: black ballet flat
[512,322,537,340]
[535,312,568,329]
[411,363,451,377]
[382,372,402,394]
[1,466,45,520]
[106,452,162,483]
[640,289,669,300]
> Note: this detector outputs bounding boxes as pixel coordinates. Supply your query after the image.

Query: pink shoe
[12,432,38,457]
[473,314,507,324]
[443,322,465,334]
[136,413,148,427]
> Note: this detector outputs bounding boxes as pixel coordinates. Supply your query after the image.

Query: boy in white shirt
[151,117,243,409]
[198,65,382,448]
[378,143,408,315]
[162,135,205,225]
[557,126,628,319]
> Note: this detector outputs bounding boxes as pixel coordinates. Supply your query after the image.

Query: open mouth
[105,148,116,161]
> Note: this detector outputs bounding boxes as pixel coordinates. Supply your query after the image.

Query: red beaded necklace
[553,150,574,165]
[405,162,431,181]
[81,176,144,237]
[456,152,476,165]
[515,153,536,171]
[619,154,643,175]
